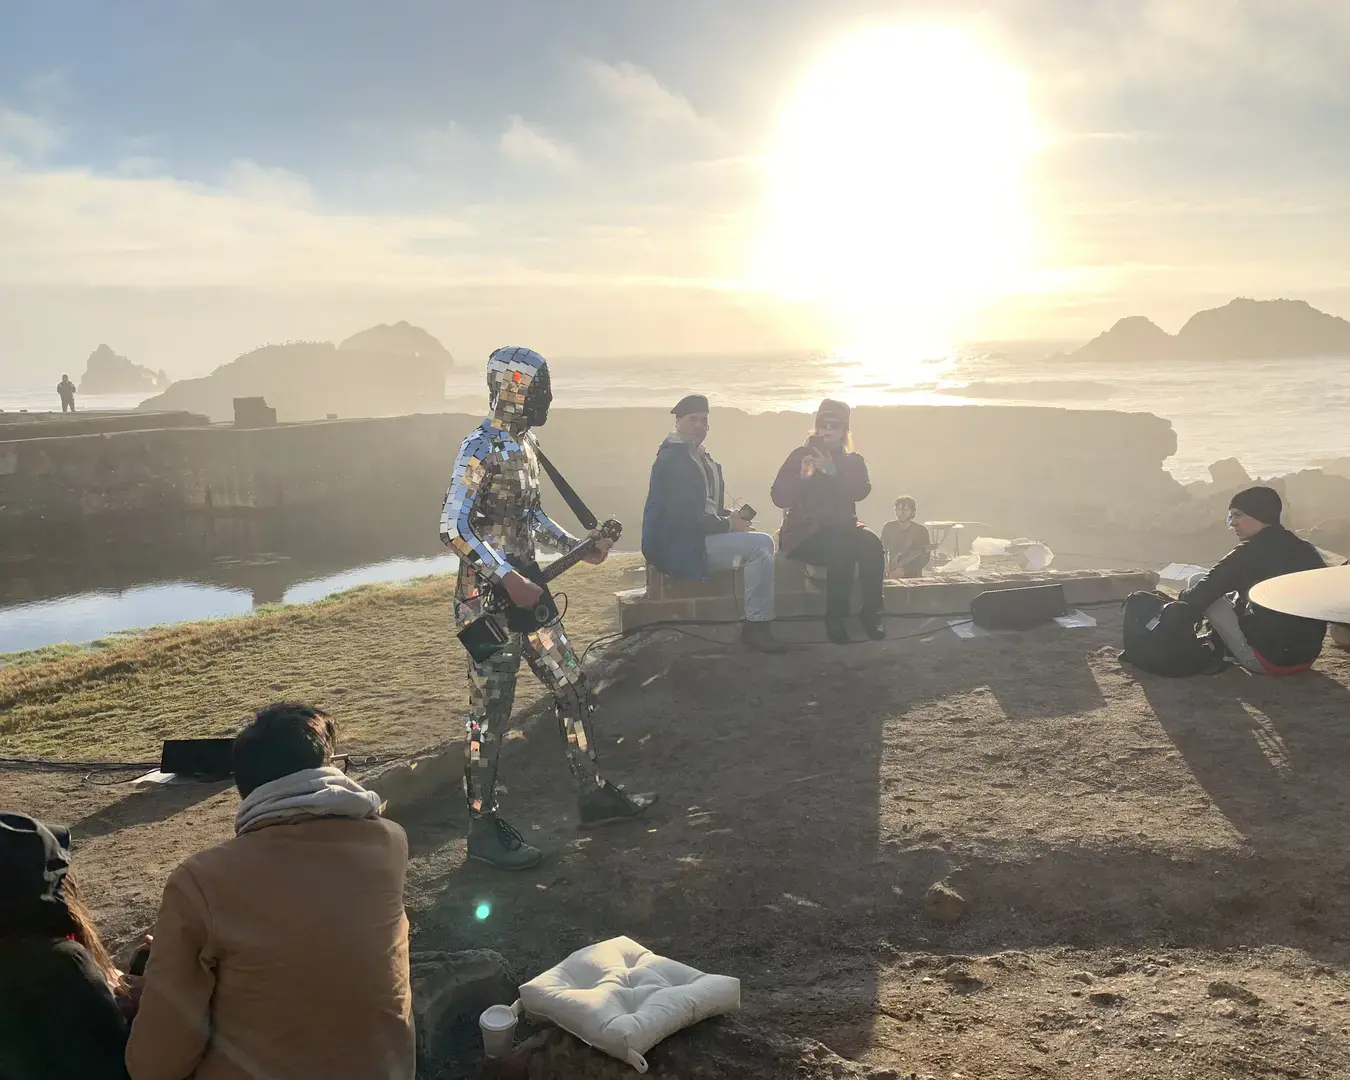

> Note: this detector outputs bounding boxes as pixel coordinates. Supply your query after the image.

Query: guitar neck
[537,537,597,585]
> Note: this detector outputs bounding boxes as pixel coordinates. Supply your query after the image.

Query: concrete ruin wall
[0,405,1182,556]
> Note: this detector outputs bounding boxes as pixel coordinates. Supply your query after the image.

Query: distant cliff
[1070,298,1350,362]
[339,321,453,373]
[78,344,170,395]
[139,334,448,422]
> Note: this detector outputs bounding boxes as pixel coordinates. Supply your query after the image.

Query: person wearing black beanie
[1178,486,1327,673]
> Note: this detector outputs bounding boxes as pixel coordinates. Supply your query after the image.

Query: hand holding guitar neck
[581,531,614,565]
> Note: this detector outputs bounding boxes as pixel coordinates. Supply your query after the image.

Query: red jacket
[770,445,872,555]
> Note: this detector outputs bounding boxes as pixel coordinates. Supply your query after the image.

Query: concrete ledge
[645,565,741,601]
[618,565,1158,633]
[362,742,461,820]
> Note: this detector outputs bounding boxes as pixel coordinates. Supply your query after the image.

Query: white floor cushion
[518,935,741,1073]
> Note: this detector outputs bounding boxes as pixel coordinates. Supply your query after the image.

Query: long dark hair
[0,874,121,992]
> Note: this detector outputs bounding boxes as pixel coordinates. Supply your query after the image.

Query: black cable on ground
[0,756,158,773]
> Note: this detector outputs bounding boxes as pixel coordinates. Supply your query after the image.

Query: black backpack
[1120,591,1223,677]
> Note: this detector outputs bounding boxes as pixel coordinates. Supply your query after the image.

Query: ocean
[6,343,1349,484]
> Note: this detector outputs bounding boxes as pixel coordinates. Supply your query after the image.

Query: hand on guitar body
[502,571,545,610]
[467,519,623,653]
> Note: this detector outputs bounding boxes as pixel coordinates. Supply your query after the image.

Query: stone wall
[1,405,1183,560]
[0,411,207,440]
[619,559,1159,633]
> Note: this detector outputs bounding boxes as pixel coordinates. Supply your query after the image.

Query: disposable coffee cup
[479,1002,519,1059]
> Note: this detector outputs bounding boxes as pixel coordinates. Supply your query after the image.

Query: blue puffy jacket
[641,435,731,580]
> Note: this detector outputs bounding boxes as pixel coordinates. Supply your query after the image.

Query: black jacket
[0,937,129,1080]
[641,436,730,580]
[1179,524,1327,667]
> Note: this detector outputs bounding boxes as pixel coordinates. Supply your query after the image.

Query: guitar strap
[530,438,599,531]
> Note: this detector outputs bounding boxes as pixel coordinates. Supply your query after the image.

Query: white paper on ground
[130,770,178,786]
[1159,562,1210,583]
[950,610,1096,637]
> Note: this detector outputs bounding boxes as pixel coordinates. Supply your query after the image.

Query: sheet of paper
[1053,608,1098,629]
[1159,562,1210,583]
[131,769,178,786]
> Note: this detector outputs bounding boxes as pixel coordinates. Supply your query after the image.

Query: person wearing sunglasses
[771,399,885,644]
[1178,485,1327,674]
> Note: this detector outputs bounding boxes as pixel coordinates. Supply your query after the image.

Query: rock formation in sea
[78,344,171,395]
[138,328,450,423]
[338,321,454,373]
[1072,315,1178,363]
[1069,298,1350,362]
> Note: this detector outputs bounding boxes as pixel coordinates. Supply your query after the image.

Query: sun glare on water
[756,25,1038,377]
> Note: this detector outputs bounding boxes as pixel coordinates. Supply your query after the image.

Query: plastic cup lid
[480,1004,517,1030]
[1249,565,1350,622]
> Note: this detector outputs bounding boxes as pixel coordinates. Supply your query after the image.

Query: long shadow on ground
[400,617,1350,1069]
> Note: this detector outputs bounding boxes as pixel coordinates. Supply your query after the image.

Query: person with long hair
[0,811,130,1079]
[771,399,886,644]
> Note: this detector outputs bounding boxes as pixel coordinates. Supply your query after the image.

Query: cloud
[0,107,61,158]
[499,115,576,170]
[0,160,470,290]
[221,159,314,207]
[0,153,746,296]
[117,155,165,176]
[582,60,703,127]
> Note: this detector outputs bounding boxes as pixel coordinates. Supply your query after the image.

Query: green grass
[0,560,631,761]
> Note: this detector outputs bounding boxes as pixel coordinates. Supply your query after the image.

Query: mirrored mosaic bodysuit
[440,347,604,817]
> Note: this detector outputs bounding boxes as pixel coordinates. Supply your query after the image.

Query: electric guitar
[459,518,622,658]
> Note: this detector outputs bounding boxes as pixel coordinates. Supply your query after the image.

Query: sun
[755,24,1038,361]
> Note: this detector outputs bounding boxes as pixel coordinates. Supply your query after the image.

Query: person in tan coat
[125,703,414,1080]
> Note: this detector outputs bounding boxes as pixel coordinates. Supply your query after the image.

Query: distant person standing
[56,375,76,413]
[882,496,931,578]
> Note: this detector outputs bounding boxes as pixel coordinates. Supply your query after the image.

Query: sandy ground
[5,557,1350,1078]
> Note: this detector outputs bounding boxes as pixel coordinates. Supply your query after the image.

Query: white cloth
[235,766,383,836]
[704,531,776,621]
[1186,572,1263,673]
[519,936,741,1074]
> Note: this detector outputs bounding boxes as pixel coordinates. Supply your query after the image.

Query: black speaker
[160,738,235,780]
[970,584,1068,631]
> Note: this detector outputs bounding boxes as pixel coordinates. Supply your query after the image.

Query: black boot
[860,611,886,640]
[825,616,851,645]
[467,813,543,871]
[578,781,658,827]
[740,620,786,654]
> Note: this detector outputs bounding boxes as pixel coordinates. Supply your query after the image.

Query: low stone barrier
[616,558,1159,633]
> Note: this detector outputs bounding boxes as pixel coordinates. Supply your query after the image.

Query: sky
[2,0,1349,382]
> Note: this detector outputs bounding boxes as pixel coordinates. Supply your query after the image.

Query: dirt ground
[5,557,1350,1078]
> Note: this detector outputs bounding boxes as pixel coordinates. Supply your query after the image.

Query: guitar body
[488,562,558,633]
[458,518,623,660]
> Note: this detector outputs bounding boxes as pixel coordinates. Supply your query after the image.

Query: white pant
[704,531,776,621]
[1187,573,1263,673]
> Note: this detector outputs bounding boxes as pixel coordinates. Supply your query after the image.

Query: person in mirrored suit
[439,347,656,869]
